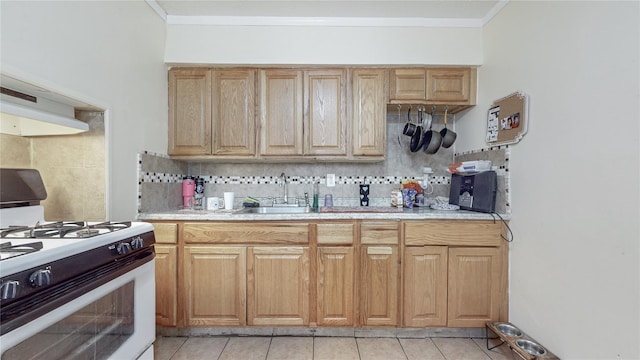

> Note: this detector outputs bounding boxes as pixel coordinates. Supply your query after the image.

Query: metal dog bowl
[516,339,547,356]
[495,323,523,337]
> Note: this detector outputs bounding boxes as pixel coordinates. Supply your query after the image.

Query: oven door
[0,255,155,360]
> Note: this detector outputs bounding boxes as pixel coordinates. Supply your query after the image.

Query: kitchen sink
[240,206,315,214]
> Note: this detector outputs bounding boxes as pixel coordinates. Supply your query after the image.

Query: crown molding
[146,0,509,28]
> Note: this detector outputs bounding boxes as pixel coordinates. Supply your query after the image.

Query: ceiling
[150,0,508,26]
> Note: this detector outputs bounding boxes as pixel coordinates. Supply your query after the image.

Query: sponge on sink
[243,196,260,207]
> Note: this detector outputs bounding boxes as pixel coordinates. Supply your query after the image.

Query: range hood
[0,82,90,137]
[0,99,89,136]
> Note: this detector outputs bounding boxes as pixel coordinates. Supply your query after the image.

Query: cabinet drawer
[183,222,309,244]
[149,222,178,244]
[404,220,502,246]
[360,221,399,245]
[317,223,354,245]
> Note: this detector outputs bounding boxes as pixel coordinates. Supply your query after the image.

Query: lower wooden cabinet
[317,246,354,326]
[148,222,178,327]
[247,246,310,326]
[447,247,502,327]
[155,244,178,327]
[183,246,247,326]
[360,245,398,326]
[403,246,448,327]
[152,219,507,329]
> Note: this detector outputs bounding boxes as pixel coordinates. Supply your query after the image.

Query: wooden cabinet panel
[404,220,502,246]
[360,246,398,326]
[184,246,247,326]
[168,69,212,155]
[403,246,447,327]
[351,69,387,157]
[360,221,399,245]
[447,247,502,327]
[426,68,476,104]
[247,246,310,326]
[212,69,256,156]
[317,247,354,326]
[150,222,177,244]
[155,244,178,327]
[183,222,309,244]
[260,70,304,156]
[317,222,354,245]
[390,69,426,100]
[304,69,347,156]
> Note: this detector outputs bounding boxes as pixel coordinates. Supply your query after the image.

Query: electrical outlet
[326,174,336,187]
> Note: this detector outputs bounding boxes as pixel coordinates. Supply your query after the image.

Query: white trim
[166,15,485,28]
[144,0,167,22]
[147,0,510,28]
[482,0,510,26]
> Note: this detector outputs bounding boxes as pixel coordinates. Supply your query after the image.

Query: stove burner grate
[0,221,132,239]
[0,241,44,260]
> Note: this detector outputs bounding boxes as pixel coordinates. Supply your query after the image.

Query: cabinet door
[155,245,178,327]
[184,246,246,326]
[360,246,398,326]
[403,246,447,327]
[390,69,426,100]
[304,69,347,156]
[260,70,304,156]
[317,247,354,326]
[351,69,387,157]
[426,68,476,104]
[247,246,310,325]
[448,247,502,327]
[168,69,212,155]
[212,69,256,156]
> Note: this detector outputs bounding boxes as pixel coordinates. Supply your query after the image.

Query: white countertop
[137,207,508,221]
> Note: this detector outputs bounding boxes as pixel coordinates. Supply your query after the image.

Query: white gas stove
[0,168,156,360]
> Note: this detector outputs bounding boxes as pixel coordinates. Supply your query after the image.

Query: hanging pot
[403,105,417,137]
[422,106,442,154]
[440,106,457,148]
[410,106,424,152]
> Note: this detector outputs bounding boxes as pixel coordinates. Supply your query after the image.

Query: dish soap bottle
[312,182,319,210]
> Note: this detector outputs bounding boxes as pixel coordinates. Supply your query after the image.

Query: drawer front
[360,221,399,245]
[404,220,502,246]
[317,223,354,245]
[148,222,178,244]
[183,222,309,244]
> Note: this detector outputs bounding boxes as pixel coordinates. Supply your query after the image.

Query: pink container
[182,177,195,208]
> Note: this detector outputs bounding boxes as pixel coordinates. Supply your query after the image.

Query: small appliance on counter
[449,171,497,213]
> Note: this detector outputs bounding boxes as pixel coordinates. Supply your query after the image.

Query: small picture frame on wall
[486,91,529,145]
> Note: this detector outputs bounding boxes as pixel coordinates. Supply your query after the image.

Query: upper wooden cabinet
[169,68,256,158]
[305,69,348,157]
[168,69,212,155]
[389,67,477,113]
[259,69,304,156]
[260,69,348,158]
[212,69,256,156]
[351,69,387,157]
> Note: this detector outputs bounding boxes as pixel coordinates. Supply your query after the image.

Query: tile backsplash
[138,113,511,214]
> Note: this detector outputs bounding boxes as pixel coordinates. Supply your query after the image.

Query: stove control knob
[117,242,132,255]
[130,236,144,250]
[1,281,20,300]
[29,269,52,288]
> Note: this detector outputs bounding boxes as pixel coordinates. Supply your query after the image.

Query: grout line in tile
[214,337,231,360]
[264,336,273,360]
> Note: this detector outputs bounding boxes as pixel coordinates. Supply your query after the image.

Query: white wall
[1,1,167,220]
[456,2,639,358]
[165,24,483,65]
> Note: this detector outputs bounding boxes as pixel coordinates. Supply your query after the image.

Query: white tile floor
[155,336,515,360]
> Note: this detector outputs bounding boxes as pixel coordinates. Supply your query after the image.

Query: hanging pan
[440,106,457,148]
[409,106,425,152]
[422,106,442,154]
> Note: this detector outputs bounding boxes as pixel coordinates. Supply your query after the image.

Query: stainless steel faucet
[280,172,288,204]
